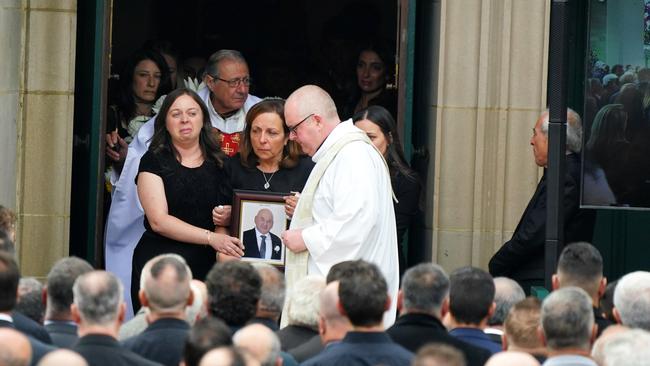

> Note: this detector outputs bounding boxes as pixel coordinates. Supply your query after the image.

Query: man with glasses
[281,85,399,326]
[105,49,261,319]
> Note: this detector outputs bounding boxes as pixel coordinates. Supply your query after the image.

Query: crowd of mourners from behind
[2,202,650,366]
[582,61,650,207]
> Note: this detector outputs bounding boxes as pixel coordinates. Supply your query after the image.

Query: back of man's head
[233,323,281,366]
[401,263,449,316]
[555,242,604,298]
[37,349,88,366]
[286,275,325,330]
[142,254,192,314]
[183,316,233,366]
[592,328,650,366]
[504,297,543,350]
[488,277,525,327]
[0,327,31,366]
[613,271,650,330]
[46,256,93,318]
[205,261,261,327]
[252,263,285,319]
[16,277,44,324]
[319,281,352,338]
[338,260,388,328]
[72,271,123,327]
[413,343,466,366]
[326,260,358,283]
[449,266,495,326]
[485,351,540,366]
[0,251,20,312]
[198,347,247,366]
[541,287,594,351]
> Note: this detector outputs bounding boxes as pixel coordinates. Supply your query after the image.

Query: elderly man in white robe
[104,49,261,318]
[281,85,399,326]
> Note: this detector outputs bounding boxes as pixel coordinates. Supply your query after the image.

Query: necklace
[261,170,277,190]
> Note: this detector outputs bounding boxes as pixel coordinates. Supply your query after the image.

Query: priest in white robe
[281,85,399,326]
[104,50,261,318]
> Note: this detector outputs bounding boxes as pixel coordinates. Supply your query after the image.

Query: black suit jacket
[13,311,52,344]
[73,334,162,366]
[489,154,596,286]
[122,317,190,366]
[288,334,323,363]
[276,325,318,351]
[242,228,282,259]
[0,319,56,366]
[45,321,78,348]
[386,313,491,366]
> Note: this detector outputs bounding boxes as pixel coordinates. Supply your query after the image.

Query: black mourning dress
[131,149,227,312]
[222,154,314,202]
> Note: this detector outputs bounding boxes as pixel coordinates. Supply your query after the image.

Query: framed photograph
[231,189,289,267]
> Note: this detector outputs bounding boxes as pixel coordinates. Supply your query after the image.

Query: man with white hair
[71,271,159,366]
[612,271,650,331]
[280,85,399,325]
[591,328,650,366]
[122,254,194,366]
[485,277,525,344]
[539,287,597,366]
[489,109,596,292]
[276,275,325,351]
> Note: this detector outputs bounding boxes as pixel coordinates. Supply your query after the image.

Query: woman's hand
[212,205,232,226]
[210,232,244,257]
[283,193,300,219]
[105,131,128,163]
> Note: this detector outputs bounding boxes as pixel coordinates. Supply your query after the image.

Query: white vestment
[104,87,260,318]
[300,120,399,326]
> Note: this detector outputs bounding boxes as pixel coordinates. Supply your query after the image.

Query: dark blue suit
[122,317,189,366]
[302,331,413,366]
[449,327,501,355]
[242,228,282,259]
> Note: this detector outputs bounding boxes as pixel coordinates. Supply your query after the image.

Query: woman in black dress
[212,98,314,237]
[131,88,243,312]
[353,105,421,275]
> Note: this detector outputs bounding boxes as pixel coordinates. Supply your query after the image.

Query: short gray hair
[252,263,285,315]
[592,329,650,366]
[143,254,192,313]
[205,50,247,78]
[46,257,93,316]
[489,277,525,326]
[613,271,650,330]
[73,271,123,326]
[401,263,449,314]
[540,108,583,153]
[541,287,594,351]
[286,275,325,330]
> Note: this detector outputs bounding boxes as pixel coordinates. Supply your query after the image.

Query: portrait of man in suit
[242,208,282,260]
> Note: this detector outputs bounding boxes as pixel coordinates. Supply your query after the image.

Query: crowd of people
[2,223,650,366]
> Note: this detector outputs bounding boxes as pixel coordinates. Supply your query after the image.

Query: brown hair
[504,297,543,349]
[239,98,301,169]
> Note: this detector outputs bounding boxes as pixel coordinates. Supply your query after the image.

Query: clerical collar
[217,109,238,119]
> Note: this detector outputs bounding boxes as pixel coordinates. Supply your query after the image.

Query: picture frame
[231,189,288,267]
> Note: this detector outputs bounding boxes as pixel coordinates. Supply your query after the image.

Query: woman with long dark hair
[353,105,420,274]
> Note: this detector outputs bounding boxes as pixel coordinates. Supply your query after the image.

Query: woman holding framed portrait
[131,88,244,312]
[212,98,314,260]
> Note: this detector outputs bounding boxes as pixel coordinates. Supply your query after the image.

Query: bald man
[37,349,88,366]
[0,328,32,366]
[233,324,282,366]
[484,351,540,366]
[243,209,282,260]
[281,85,398,326]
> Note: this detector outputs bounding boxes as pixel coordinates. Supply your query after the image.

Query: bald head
[485,351,540,366]
[233,323,281,366]
[285,85,339,121]
[142,254,192,313]
[198,347,248,366]
[37,349,88,366]
[318,281,352,344]
[0,328,31,366]
[254,209,274,235]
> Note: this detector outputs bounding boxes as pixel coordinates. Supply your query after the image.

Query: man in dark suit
[122,254,193,366]
[242,208,282,260]
[489,109,596,292]
[43,256,93,348]
[0,251,55,365]
[386,263,491,366]
[71,270,160,366]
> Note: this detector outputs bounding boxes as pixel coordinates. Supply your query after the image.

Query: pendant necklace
[262,170,277,190]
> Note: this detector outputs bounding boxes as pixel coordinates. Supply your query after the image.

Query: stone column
[428,0,549,271]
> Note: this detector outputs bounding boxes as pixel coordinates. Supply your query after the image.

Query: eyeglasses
[211,75,252,88]
[288,113,314,135]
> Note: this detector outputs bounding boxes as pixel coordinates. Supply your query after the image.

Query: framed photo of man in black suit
[231,190,287,266]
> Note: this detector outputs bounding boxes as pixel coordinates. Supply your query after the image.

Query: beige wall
[0,0,77,278]
[427,0,549,272]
